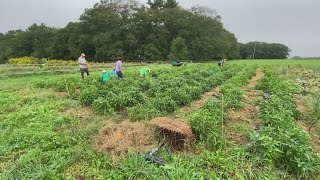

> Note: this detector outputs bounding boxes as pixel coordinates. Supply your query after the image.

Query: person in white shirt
[78,53,89,79]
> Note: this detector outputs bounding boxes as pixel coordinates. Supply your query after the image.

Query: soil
[294,95,320,152]
[294,94,305,114]
[248,70,263,89]
[179,86,220,114]
[94,120,155,156]
[55,91,69,98]
[226,69,264,144]
[298,121,320,152]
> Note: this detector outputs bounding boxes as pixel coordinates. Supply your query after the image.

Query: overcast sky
[0,0,319,57]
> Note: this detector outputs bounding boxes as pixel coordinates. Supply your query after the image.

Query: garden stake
[221,93,224,139]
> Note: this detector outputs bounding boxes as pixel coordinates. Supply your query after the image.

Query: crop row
[91,65,243,121]
[220,65,258,109]
[190,65,258,149]
[127,66,242,121]
[251,67,320,178]
[35,64,244,120]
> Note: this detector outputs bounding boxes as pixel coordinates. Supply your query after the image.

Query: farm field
[1,60,320,179]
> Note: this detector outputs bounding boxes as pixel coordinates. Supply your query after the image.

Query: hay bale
[94,121,155,156]
[150,117,194,150]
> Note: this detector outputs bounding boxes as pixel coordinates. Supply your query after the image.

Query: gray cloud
[0,0,319,57]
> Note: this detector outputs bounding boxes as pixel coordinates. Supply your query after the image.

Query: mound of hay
[94,121,154,156]
[150,117,194,150]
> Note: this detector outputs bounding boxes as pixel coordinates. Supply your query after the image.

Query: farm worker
[140,67,151,77]
[99,69,110,84]
[111,65,117,79]
[115,57,123,79]
[78,53,89,79]
[218,59,226,67]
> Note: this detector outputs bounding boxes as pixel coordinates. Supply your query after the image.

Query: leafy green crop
[250,67,320,178]
[220,65,257,109]
[190,65,257,149]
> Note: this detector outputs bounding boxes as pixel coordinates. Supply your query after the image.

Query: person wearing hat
[218,58,227,68]
[115,57,123,79]
[139,67,151,77]
[99,69,110,84]
[78,53,89,79]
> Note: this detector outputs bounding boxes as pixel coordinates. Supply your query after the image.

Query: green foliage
[169,37,188,60]
[190,65,257,149]
[36,64,240,121]
[147,0,179,10]
[80,85,99,106]
[9,56,46,64]
[220,65,257,109]
[92,97,115,115]
[128,103,161,122]
[250,67,320,178]
[190,99,226,149]
[2,63,320,179]
[239,41,291,59]
[0,0,239,62]
[150,94,177,113]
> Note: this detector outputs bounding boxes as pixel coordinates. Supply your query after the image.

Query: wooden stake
[221,93,224,139]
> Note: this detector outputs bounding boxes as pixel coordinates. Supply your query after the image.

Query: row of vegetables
[33,63,320,178]
[35,64,243,121]
[189,65,320,178]
[87,65,243,121]
[190,65,258,149]
[250,67,320,178]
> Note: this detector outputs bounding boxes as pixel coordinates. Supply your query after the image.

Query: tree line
[239,42,290,59]
[0,0,290,63]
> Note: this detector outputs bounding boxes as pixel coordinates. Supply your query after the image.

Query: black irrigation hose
[308,117,320,132]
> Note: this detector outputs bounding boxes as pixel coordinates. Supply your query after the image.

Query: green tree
[49,28,71,59]
[164,0,179,8]
[239,41,290,59]
[144,43,162,60]
[147,0,165,10]
[0,0,241,62]
[169,37,188,60]
[28,24,56,59]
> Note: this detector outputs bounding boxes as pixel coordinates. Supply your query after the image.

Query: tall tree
[164,0,179,8]
[169,37,188,60]
[147,0,164,10]
[28,24,56,59]
[239,41,290,59]
[0,0,242,62]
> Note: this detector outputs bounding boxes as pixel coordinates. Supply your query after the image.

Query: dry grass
[62,107,94,119]
[294,95,320,152]
[94,120,155,156]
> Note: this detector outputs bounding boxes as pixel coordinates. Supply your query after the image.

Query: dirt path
[226,69,264,144]
[294,95,320,152]
[178,86,220,115]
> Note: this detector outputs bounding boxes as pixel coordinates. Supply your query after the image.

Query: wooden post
[221,93,224,139]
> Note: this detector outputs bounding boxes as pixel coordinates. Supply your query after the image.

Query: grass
[228,59,320,71]
[1,61,320,179]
